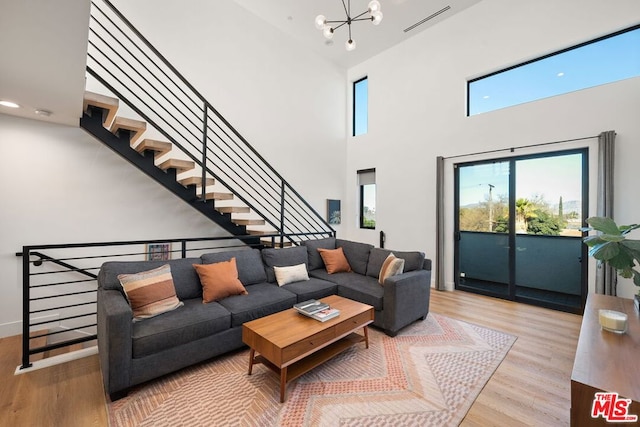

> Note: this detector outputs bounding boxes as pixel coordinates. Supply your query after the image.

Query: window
[358,169,376,229]
[468,25,640,116]
[353,77,368,136]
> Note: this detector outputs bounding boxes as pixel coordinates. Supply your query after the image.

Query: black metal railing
[18,232,330,369]
[86,0,334,245]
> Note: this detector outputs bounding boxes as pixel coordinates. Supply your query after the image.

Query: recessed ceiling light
[483,95,490,99]
[35,109,52,117]
[0,100,20,108]
[557,72,565,77]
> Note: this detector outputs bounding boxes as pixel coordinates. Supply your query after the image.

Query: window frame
[353,76,368,136]
[467,24,640,116]
[358,168,376,229]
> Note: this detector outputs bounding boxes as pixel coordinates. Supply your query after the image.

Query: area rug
[107,313,516,426]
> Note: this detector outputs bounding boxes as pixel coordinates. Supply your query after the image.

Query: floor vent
[404,5,451,33]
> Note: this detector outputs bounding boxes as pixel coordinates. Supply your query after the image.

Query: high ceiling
[233,0,482,69]
[0,0,480,127]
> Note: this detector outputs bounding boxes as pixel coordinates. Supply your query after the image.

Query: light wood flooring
[0,290,582,426]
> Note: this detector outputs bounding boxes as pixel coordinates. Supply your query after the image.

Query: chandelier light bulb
[368,1,381,13]
[345,39,356,51]
[316,1,382,49]
[371,10,383,25]
[323,26,334,39]
[315,15,327,30]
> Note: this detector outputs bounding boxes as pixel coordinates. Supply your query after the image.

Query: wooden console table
[571,293,640,426]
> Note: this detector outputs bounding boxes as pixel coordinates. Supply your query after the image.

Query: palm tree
[515,198,537,233]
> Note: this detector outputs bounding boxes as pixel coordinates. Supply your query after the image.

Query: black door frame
[453,148,589,314]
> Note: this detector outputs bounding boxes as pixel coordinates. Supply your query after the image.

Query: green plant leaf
[586,217,622,235]
[620,223,640,235]
[583,235,605,247]
[633,270,640,287]
[608,251,635,270]
[589,242,619,260]
[599,234,626,242]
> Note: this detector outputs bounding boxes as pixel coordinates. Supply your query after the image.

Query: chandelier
[315,0,383,51]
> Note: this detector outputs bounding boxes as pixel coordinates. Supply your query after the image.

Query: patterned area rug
[107,313,516,426]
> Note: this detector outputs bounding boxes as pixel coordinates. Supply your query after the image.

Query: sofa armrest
[382,269,431,335]
[97,288,133,397]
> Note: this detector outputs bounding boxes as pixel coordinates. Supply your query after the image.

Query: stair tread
[217,206,250,214]
[135,139,172,157]
[158,158,195,173]
[246,230,271,235]
[179,176,215,187]
[234,219,265,226]
[200,192,234,201]
[110,116,147,144]
[260,238,293,247]
[83,91,119,126]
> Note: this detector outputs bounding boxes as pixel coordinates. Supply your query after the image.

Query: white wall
[0,1,346,337]
[344,0,640,298]
[107,0,347,223]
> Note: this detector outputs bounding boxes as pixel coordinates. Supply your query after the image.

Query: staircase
[83,0,334,246]
[82,90,264,238]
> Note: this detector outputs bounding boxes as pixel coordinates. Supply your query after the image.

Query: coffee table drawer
[283,327,335,361]
[334,311,373,337]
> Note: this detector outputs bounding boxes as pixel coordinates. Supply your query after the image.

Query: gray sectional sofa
[97,237,431,399]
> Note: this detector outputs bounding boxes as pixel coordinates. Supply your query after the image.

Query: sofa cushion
[302,237,336,270]
[193,258,248,303]
[216,283,297,327]
[201,249,266,285]
[131,298,231,358]
[274,264,309,286]
[366,248,425,278]
[99,258,203,300]
[261,246,309,282]
[379,253,405,285]
[318,247,352,274]
[118,264,184,321]
[336,239,373,275]
[280,278,337,302]
[310,270,383,311]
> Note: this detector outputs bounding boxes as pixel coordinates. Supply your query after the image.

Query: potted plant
[583,217,640,310]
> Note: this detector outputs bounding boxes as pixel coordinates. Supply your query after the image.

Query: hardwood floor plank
[0,289,581,426]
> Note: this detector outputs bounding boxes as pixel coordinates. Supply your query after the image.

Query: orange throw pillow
[193,258,248,303]
[317,247,352,274]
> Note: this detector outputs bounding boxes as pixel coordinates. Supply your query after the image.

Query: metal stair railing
[86,0,335,244]
[17,232,327,369]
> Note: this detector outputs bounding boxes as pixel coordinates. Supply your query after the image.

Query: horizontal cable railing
[86,0,334,243]
[18,232,331,369]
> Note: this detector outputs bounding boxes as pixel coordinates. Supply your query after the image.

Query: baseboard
[14,345,98,375]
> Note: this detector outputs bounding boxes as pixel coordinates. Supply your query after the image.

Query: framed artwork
[327,199,341,225]
[147,243,171,261]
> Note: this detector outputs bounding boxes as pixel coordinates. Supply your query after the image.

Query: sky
[459,153,583,208]
[468,27,640,115]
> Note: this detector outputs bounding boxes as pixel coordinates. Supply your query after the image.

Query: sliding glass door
[454,150,587,313]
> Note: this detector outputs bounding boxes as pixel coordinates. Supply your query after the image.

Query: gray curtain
[595,130,616,295]
[435,156,446,290]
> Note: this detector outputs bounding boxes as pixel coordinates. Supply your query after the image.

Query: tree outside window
[358,169,375,229]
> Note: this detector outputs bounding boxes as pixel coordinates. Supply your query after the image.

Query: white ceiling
[233,0,482,69]
[0,0,480,127]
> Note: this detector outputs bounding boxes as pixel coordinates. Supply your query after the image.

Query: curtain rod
[442,134,599,160]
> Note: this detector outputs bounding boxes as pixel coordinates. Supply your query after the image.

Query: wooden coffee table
[242,294,374,402]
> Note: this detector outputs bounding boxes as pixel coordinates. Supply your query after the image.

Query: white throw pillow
[378,253,405,285]
[274,263,310,286]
